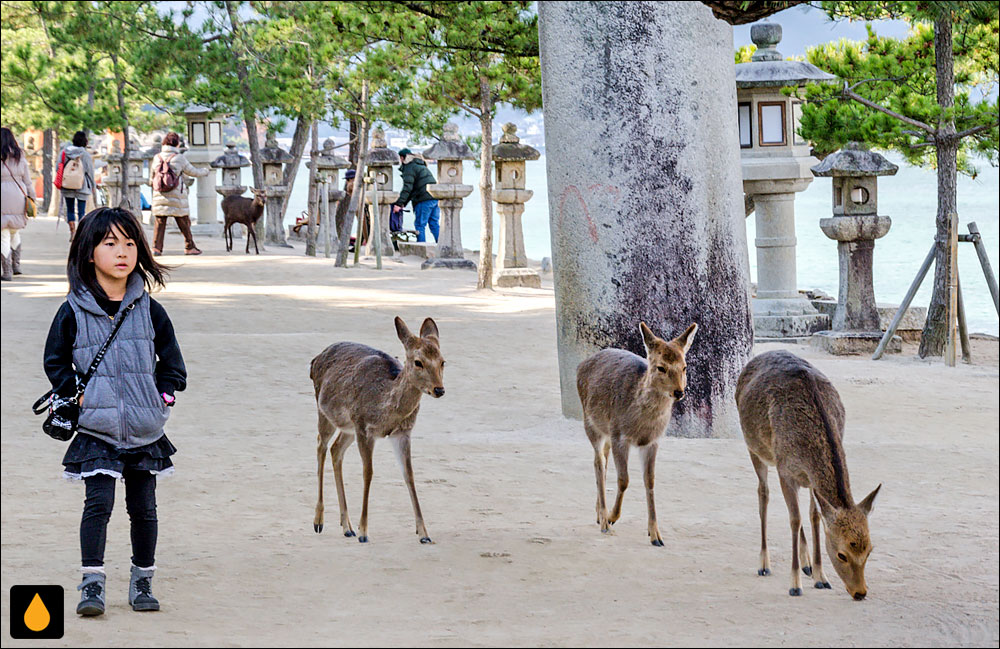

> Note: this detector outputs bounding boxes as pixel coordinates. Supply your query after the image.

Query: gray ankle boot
[11,244,22,275]
[129,565,160,611]
[0,253,11,281]
[76,571,106,616]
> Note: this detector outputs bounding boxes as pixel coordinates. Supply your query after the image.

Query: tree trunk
[42,128,54,211]
[349,117,359,166]
[336,81,370,267]
[919,13,957,358]
[266,115,310,246]
[113,54,132,212]
[305,121,320,257]
[477,75,494,290]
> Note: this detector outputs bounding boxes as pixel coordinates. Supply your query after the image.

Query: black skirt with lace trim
[62,432,177,480]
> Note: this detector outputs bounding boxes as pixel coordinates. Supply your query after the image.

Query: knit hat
[398,148,412,158]
[345,169,356,179]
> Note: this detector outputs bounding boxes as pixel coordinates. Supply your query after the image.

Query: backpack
[151,154,180,193]
[57,151,85,190]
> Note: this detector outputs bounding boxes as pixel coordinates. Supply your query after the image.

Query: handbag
[32,303,135,441]
[3,158,35,217]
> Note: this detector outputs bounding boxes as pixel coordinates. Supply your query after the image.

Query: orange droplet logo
[24,592,51,632]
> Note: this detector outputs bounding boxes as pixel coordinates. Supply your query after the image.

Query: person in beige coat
[1,127,36,280]
[151,131,209,255]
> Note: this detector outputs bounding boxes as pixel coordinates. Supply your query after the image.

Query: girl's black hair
[67,207,170,299]
[72,131,88,147]
[1,127,22,162]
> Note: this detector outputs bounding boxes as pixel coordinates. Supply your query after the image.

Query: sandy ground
[2,218,998,647]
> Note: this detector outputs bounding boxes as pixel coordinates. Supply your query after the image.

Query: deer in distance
[736,350,881,599]
[577,321,697,546]
[221,187,265,254]
[310,316,445,544]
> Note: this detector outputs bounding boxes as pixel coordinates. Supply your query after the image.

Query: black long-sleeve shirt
[43,296,187,398]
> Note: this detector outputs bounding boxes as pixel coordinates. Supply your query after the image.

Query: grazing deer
[736,350,881,599]
[310,317,445,544]
[576,322,697,546]
[221,188,265,254]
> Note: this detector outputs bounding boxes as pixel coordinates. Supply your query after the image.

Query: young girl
[43,207,186,616]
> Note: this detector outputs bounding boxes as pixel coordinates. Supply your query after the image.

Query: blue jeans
[413,200,440,243]
[64,196,86,223]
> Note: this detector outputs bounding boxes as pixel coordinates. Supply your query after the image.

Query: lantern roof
[259,133,294,165]
[735,22,836,89]
[811,142,899,177]
[212,143,250,168]
[367,128,401,166]
[311,138,352,170]
[423,123,475,161]
[492,123,539,162]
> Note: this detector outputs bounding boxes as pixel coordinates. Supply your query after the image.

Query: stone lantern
[259,132,294,246]
[492,123,541,288]
[736,22,836,340]
[184,105,226,225]
[125,139,153,216]
[810,143,901,354]
[364,128,400,257]
[103,140,125,208]
[304,138,351,252]
[211,143,250,198]
[421,123,476,270]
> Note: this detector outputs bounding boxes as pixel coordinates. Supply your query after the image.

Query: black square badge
[9,585,64,639]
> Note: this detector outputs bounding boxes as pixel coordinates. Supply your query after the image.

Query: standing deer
[310,316,445,543]
[576,322,697,546]
[736,350,881,599]
[221,188,265,254]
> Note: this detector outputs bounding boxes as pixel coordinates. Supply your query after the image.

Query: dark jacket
[394,158,436,208]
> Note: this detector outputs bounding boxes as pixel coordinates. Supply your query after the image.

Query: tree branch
[842,83,937,134]
[955,121,999,139]
[442,92,479,118]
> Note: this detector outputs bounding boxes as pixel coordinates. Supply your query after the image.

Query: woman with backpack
[1,127,36,281]
[58,131,96,243]
[150,132,209,256]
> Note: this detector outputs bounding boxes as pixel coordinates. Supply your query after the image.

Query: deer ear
[674,323,698,354]
[857,483,881,517]
[394,317,415,346]
[813,490,838,524]
[639,322,657,355]
[419,317,440,341]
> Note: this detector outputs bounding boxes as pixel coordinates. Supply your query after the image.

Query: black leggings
[81,470,157,568]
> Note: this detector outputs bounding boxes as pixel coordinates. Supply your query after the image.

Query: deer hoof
[802,566,813,577]
[420,537,433,544]
[344,530,356,538]
[757,568,771,576]
[651,539,664,547]
[821,581,832,589]
[789,588,802,597]
[358,535,369,543]
[314,523,323,533]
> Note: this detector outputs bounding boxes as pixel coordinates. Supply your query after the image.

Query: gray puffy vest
[68,274,169,448]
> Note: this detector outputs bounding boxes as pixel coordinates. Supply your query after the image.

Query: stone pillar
[124,140,149,216]
[302,138,350,251]
[422,123,476,270]
[184,106,226,226]
[364,128,399,257]
[539,1,753,438]
[103,143,124,209]
[810,143,901,354]
[493,123,541,288]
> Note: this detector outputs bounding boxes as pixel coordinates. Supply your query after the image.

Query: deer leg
[224,223,230,251]
[639,442,663,547]
[313,416,336,533]
[810,490,831,589]
[799,522,812,577]
[585,422,610,532]
[390,432,432,544]
[778,471,803,596]
[356,434,375,543]
[608,437,629,525]
[750,452,771,576]
[250,223,260,254]
[330,431,356,537]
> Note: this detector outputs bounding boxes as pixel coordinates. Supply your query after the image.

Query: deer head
[639,322,698,401]
[394,317,446,398]
[815,484,881,600]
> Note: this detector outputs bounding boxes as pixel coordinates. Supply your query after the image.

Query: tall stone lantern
[736,22,836,340]
[125,139,153,216]
[103,140,125,208]
[211,143,250,197]
[364,128,399,257]
[492,123,541,288]
[422,123,476,270]
[306,138,351,250]
[810,143,901,354]
[259,133,294,246]
[184,105,226,225]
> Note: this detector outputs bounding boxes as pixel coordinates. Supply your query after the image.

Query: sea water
[268,153,998,335]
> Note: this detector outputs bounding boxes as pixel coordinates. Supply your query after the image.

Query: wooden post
[372,174,382,270]
[956,271,971,364]
[322,177,331,259]
[967,222,999,314]
[873,244,936,360]
[944,212,958,367]
[353,199,363,266]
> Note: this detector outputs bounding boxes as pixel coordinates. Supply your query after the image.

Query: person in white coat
[150,131,209,255]
[1,127,36,280]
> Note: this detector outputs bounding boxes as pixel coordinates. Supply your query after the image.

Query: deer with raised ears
[576,321,697,546]
[221,187,265,254]
[310,316,445,544]
[736,350,881,599]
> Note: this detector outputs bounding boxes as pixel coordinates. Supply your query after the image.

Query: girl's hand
[78,394,84,406]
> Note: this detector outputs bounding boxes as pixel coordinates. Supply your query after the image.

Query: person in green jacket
[392,149,439,243]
